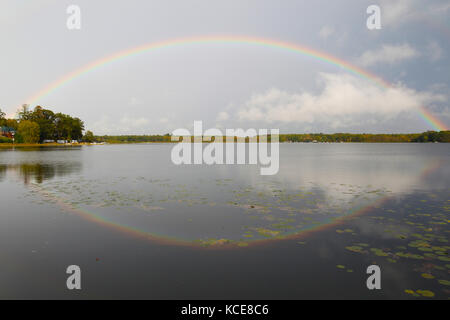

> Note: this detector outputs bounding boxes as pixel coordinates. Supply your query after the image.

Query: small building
[0,127,15,139]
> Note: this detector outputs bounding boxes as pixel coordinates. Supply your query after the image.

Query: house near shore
[0,126,15,139]
[56,139,79,144]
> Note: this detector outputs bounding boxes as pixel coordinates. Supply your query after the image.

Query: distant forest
[96,131,450,143]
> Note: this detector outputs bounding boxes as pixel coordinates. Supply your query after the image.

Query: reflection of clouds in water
[25,172,385,243]
[278,157,440,193]
[246,145,447,195]
[351,215,413,240]
[225,146,448,231]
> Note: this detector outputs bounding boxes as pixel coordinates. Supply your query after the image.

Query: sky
[0,0,449,134]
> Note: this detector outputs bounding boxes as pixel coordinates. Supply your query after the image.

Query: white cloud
[120,115,149,128]
[237,73,446,128]
[358,43,419,67]
[319,25,334,39]
[381,0,416,26]
[92,115,150,135]
[216,111,230,121]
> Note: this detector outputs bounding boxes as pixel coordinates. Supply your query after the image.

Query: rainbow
[22,35,447,131]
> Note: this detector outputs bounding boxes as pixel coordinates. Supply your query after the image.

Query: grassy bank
[0,143,95,148]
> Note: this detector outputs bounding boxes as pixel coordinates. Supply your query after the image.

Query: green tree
[0,108,5,127]
[5,119,18,130]
[54,113,84,141]
[82,130,95,143]
[17,120,40,143]
[30,106,55,142]
[69,117,84,141]
[17,104,32,121]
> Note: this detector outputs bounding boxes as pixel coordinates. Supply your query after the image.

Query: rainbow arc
[21,35,447,131]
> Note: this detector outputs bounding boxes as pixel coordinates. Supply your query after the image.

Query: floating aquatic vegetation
[25,172,447,278]
[405,289,435,297]
[396,252,424,259]
[345,246,365,253]
[252,227,280,237]
[196,238,232,247]
[415,290,435,298]
[370,248,389,257]
[404,289,420,297]
[237,242,249,247]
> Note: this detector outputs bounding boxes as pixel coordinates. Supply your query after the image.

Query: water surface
[0,144,448,299]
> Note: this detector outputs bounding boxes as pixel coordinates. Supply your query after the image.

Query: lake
[0,143,449,299]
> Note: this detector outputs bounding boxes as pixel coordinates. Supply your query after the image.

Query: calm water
[0,143,449,299]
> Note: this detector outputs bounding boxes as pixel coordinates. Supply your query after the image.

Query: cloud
[381,0,450,26]
[237,73,446,128]
[319,25,334,39]
[358,43,419,67]
[381,0,416,25]
[120,115,149,128]
[216,111,230,121]
[92,115,150,134]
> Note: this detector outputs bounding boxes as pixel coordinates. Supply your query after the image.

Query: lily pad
[438,279,450,286]
[416,290,435,298]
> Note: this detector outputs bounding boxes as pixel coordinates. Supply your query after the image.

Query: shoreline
[0,141,446,148]
[0,142,95,148]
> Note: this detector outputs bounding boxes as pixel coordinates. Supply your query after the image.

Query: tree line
[95,134,172,143]
[0,105,93,143]
[279,131,450,143]
[95,131,450,143]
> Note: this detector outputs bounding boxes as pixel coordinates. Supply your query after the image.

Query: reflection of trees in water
[0,162,82,184]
